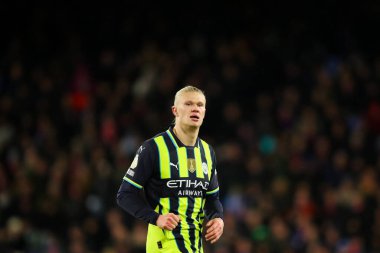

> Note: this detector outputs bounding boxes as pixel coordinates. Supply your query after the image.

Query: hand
[205,218,224,244]
[156,213,181,231]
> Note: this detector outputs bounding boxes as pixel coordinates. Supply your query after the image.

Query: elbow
[116,190,125,208]
[116,188,135,212]
[116,182,142,213]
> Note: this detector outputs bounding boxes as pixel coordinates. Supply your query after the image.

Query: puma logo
[170,162,179,170]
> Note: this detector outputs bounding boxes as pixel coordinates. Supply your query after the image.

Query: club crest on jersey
[187,158,196,173]
[202,162,208,175]
[130,154,139,169]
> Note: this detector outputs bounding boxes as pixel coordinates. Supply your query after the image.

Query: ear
[172,106,178,117]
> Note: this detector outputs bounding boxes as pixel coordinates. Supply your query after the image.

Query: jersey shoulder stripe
[153,135,171,179]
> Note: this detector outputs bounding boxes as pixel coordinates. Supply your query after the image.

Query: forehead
[177,91,206,102]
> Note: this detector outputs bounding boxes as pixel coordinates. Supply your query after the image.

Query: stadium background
[1,1,380,252]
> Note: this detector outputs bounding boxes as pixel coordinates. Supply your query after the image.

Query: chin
[193,122,203,128]
[188,122,202,128]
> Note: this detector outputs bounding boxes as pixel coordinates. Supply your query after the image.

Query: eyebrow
[184,100,205,104]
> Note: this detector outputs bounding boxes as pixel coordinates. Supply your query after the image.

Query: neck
[173,125,199,146]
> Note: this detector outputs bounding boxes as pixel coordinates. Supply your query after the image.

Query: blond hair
[174,85,205,106]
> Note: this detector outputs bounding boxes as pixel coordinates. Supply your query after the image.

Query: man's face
[173,91,206,128]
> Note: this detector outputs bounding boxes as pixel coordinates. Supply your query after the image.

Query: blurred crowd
[1,2,380,253]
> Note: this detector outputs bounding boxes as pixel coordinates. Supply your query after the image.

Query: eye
[185,102,192,106]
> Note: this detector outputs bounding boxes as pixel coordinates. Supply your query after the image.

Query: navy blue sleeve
[204,193,223,220]
[116,181,160,225]
[116,141,160,225]
[204,147,224,220]
[121,143,154,188]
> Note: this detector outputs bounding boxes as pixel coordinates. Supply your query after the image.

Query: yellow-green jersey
[117,126,223,253]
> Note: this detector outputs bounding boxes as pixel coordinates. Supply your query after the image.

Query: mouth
[190,115,200,121]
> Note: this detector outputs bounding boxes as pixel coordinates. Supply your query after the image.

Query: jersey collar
[167,126,200,148]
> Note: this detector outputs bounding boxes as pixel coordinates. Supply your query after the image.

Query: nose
[191,105,200,112]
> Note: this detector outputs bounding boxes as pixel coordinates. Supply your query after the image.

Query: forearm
[116,182,159,225]
[204,195,224,220]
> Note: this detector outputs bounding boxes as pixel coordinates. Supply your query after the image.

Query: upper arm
[122,141,157,189]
